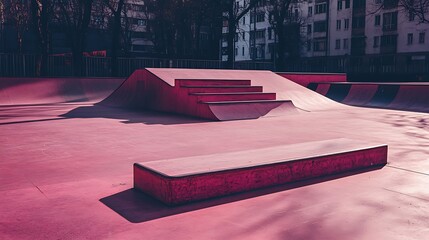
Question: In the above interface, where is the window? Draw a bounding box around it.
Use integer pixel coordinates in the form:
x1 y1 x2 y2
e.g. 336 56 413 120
409 11 415 21
407 33 413 45
268 28 272 40
223 19 228 27
307 24 312 34
307 40 312 51
315 3 327 14
92 16 103 25
242 32 245 40
314 21 327 32
343 38 349 49
344 19 349 30
308 6 313 16
375 15 381 26
335 39 341 49
251 12 265 23
337 0 343 11
256 12 265 22
336 20 341 30
313 38 326 51
381 35 398 47
352 16 365 29
243 17 246 25
235 33 238 42
383 12 398 31
250 30 265 41
242 47 245 56
136 19 147 26
345 0 350 8
235 47 238 56
373 36 380 47
419 32 425 44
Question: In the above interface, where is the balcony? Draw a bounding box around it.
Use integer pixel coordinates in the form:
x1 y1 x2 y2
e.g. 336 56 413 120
382 24 397 33
352 28 365 36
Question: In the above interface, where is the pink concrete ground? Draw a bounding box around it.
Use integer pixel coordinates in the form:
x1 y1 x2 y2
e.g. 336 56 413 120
1 76 429 239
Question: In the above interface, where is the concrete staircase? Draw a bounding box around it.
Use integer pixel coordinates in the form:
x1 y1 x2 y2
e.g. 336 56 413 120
174 78 294 120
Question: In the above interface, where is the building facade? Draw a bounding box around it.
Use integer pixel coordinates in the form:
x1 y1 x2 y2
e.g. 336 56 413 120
222 0 429 70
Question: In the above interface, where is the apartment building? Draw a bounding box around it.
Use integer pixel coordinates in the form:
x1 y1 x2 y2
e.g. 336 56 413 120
125 2 154 54
89 1 154 55
365 0 429 55
223 0 429 64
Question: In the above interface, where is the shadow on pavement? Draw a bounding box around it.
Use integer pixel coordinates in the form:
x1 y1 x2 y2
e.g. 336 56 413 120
61 105 207 125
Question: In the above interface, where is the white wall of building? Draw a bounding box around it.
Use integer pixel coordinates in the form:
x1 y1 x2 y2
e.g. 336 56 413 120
397 10 429 53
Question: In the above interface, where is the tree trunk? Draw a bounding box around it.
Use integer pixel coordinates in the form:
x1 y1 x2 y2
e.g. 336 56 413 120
110 0 124 77
72 42 83 76
276 24 286 71
226 4 235 69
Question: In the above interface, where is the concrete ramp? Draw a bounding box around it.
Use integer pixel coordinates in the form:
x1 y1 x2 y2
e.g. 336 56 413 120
101 68 342 120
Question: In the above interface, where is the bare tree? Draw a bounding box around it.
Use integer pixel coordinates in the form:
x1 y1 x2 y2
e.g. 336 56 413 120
267 0 302 71
222 0 262 68
5 0 31 53
54 0 95 76
0 1 5 52
31 0 54 76
400 0 429 23
144 0 221 59
102 0 125 76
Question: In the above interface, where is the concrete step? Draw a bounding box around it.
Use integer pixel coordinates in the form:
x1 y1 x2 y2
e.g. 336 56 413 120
176 79 251 87
190 92 276 102
134 138 388 205
181 85 263 94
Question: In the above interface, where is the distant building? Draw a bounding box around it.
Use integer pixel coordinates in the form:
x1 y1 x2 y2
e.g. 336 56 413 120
222 0 429 70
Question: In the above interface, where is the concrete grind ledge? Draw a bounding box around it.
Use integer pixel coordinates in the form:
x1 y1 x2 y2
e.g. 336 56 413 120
134 138 388 205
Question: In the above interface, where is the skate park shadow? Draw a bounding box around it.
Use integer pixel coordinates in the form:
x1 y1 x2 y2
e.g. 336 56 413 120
61 104 207 125
100 165 384 223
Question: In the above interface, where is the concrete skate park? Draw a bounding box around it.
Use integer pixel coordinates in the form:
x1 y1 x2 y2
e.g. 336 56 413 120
1 69 428 239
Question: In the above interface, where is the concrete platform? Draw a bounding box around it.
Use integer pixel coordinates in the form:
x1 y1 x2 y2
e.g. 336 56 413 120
134 138 387 205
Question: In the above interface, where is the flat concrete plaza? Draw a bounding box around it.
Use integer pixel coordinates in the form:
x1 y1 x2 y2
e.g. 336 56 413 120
1 73 429 239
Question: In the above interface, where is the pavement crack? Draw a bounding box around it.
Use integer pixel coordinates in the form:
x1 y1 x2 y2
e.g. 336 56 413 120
382 187 429 203
29 181 49 199
386 165 429 176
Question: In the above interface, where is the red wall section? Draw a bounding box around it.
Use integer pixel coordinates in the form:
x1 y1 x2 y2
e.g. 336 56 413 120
277 72 347 87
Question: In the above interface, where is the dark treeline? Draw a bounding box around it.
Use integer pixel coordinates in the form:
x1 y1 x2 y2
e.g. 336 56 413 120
1 0 229 76
0 0 303 76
